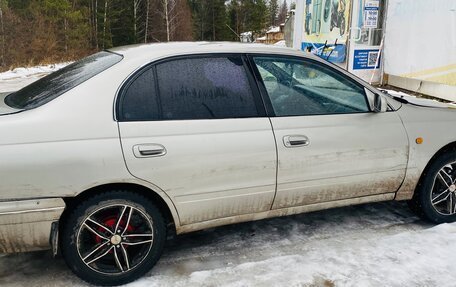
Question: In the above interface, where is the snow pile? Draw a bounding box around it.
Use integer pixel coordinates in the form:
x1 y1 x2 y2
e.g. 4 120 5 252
0 63 70 81
274 40 287 47
240 31 252 37
267 26 281 34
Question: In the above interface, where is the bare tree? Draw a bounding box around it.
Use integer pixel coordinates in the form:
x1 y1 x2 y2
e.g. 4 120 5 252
0 0 5 66
162 0 170 42
64 8 68 53
89 0 99 49
95 0 98 49
144 0 149 43
134 0 151 43
102 0 108 49
278 0 288 24
159 0 183 42
133 0 142 41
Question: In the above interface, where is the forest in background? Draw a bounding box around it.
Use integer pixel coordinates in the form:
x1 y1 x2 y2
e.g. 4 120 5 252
0 0 292 71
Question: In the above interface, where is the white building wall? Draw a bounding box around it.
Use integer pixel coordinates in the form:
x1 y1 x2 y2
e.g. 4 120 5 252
383 0 456 101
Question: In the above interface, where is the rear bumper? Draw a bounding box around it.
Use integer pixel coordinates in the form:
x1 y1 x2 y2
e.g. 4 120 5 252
0 198 65 253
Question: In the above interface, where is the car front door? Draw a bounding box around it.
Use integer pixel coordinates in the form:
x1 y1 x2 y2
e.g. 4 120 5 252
117 55 277 225
250 55 409 209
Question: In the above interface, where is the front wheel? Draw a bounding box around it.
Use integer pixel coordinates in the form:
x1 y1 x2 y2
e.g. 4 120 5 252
410 152 456 223
61 191 166 286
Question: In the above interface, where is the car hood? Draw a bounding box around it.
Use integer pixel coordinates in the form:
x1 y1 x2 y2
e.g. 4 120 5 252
0 92 22 115
381 89 456 109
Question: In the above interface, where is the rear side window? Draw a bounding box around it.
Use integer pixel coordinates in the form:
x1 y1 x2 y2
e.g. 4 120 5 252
5 51 122 110
156 57 258 120
121 67 159 121
119 56 260 121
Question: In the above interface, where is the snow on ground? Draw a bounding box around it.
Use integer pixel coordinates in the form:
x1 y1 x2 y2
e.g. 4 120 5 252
0 201 454 287
274 40 287 47
0 63 70 93
1 68 455 287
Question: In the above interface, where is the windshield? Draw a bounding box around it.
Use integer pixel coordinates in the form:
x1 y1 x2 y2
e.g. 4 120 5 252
5 51 123 110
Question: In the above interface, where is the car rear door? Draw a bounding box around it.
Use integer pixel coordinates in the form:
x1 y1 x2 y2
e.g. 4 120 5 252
117 55 277 225
249 55 409 209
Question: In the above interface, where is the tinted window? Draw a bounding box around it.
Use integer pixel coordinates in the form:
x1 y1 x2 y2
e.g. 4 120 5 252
156 56 258 120
121 67 159 121
5 51 122 110
253 57 369 116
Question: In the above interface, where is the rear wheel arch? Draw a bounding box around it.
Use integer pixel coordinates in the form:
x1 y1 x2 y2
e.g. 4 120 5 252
59 183 178 237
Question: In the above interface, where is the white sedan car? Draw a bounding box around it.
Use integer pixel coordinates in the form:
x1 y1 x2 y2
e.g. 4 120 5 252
0 43 455 285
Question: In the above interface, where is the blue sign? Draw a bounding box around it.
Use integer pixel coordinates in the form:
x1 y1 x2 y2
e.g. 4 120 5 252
353 49 381 70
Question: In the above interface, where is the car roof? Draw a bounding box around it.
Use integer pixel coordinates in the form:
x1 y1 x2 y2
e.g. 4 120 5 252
108 41 319 62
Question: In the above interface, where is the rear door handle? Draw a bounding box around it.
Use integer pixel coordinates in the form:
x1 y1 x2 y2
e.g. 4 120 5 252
133 144 167 158
283 135 310 148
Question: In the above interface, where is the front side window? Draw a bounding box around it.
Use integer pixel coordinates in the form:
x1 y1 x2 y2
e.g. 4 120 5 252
253 57 369 116
5 51 122 110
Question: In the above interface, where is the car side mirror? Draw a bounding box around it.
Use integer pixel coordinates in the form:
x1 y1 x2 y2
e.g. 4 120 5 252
365 88 387 113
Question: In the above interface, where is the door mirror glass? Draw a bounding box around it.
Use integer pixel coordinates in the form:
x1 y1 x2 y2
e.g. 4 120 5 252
365 88 387 113
374 93 388 113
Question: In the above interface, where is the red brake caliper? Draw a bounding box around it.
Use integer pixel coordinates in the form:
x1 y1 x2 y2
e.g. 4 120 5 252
95 216 134 245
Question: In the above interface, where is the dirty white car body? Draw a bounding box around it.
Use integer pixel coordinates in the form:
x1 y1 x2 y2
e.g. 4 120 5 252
0 42 455 285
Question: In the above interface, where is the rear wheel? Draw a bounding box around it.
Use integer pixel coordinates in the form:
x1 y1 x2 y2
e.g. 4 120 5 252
61 191 166 286
411 152 456 223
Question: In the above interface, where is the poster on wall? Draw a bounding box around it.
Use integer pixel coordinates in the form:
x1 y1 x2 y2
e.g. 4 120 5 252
364 0 379 28
353 49 381 70
301 0 351 63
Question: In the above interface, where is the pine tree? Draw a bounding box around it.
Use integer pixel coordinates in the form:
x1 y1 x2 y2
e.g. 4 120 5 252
277 0 288 24
268 0 279 27
190 0 229 41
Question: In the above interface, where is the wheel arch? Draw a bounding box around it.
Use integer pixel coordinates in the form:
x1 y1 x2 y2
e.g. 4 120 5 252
59 182 179 238
416 141 456 191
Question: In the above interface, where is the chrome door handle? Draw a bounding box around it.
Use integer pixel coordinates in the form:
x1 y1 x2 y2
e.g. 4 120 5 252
133 144 167 158
283 135 310 148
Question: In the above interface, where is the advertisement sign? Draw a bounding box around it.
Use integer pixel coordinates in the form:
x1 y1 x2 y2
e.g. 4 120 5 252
364 0 379 28
353 49 381 69
301 0 352 63
346 0 385 83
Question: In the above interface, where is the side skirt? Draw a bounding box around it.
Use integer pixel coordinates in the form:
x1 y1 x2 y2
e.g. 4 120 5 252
176 193 396 234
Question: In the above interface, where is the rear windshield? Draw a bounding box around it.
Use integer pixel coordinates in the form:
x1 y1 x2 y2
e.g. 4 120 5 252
5 51 123 110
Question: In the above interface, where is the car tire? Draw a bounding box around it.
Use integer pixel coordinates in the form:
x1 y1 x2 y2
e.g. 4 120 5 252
410 151 456 223
61 190 166 286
